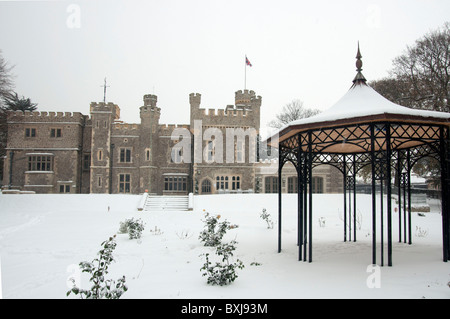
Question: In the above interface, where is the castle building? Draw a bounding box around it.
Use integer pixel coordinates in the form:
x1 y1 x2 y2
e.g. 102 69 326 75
2 89 342 195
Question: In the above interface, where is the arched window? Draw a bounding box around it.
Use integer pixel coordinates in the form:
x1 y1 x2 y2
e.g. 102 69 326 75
201 179 212 194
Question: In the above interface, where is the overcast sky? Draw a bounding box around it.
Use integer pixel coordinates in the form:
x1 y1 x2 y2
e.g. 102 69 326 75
1 0 449 137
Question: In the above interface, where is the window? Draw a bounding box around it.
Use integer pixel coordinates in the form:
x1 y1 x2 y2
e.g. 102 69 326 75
236 140 244 163
232 176 240 190
312 177 324 194
265 177 278 193
98 150 103 161
119 174 131 193
97 176 102 187
28 155 53 171
206 140 214 163
201 179 211 194
25 128 36 138
50 128 62 138
59 184 71 193
83 154 91 171
216 176 229 190
119 148 132 163
215 175 240 191
145 148 151 161
288 177 298 193
164 176 187 192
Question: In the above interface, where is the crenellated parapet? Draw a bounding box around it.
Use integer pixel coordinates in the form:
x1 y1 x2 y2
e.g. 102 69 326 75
198 107 252 118
143 94 158 107
235 89 262 108
159 123 190 135
113 123 140 131
90 102 120 120
189 90 261 129
189 93 201 107
7 110 85 123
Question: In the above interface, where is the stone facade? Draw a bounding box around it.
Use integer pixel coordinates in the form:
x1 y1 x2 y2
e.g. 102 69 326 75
256 161 343 194
2 89 342 195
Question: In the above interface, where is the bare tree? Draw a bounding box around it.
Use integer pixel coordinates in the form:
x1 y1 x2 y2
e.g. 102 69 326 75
0 50 15 108
268 99 321 129
0 51 15 184
366 22 450 185
383 22 450 112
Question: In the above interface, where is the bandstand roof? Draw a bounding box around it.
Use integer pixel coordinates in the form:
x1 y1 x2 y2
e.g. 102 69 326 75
273 46 450 154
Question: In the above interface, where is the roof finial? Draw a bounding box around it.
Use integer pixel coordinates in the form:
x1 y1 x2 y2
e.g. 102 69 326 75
352 41 367 86
356 41 363 71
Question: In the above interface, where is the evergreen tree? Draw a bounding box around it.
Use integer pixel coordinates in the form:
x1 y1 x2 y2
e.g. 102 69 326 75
2 92 37 112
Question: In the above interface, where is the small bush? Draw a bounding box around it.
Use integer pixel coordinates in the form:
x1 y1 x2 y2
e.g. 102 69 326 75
260 208 274 229
199 213 236 247
119 218 145 239
66 235 127 299
200 240 244 286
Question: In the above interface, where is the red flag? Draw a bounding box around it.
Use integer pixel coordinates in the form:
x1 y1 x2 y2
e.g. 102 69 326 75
246 56 252 67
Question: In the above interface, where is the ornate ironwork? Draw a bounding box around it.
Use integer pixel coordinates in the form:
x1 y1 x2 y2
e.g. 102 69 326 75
278 120 450 266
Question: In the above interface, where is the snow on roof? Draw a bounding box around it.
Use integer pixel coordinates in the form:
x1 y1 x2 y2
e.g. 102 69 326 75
284 83 450 130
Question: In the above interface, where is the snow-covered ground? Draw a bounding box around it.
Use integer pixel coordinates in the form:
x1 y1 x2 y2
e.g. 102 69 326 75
0 193 448 299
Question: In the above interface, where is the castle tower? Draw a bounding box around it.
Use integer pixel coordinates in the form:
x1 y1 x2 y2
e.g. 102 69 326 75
234 89 262 133
140 94 161 125
89 102 120 193
189 93 201 130
188 90 262 194
139 94 161 193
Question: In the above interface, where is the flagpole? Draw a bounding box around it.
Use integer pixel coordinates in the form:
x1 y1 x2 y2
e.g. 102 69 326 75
244 55 247 90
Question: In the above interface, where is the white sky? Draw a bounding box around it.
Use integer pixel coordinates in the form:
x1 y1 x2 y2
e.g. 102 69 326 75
1 0 449 138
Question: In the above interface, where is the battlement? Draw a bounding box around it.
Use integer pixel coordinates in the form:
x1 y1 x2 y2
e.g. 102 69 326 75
143 94 157 107
189 93 201 106
235 89 262 107
159 123 190 134
90 102 120 120
7 110 85 122
113 123 140 131
140 105 161 114
159 123 190 129
198 107 251 118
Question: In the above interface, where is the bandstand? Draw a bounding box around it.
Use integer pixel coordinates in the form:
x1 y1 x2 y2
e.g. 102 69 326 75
271 45 450 266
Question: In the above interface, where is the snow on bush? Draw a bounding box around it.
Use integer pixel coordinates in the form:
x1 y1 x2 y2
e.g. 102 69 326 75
198 211 244 285
119 217 145 240
198 212 237 247
260 208 274 229
66 235 127 299
200 240 245 286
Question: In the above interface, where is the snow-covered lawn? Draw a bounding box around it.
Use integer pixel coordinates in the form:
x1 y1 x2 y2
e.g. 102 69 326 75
0 193 448 299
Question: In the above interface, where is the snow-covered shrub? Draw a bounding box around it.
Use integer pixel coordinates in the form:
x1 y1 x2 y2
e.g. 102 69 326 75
119 218 145 239
66 235 127 299
199 212 235 247
318 217 326 228
200 240 244 286
260 208 274 229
